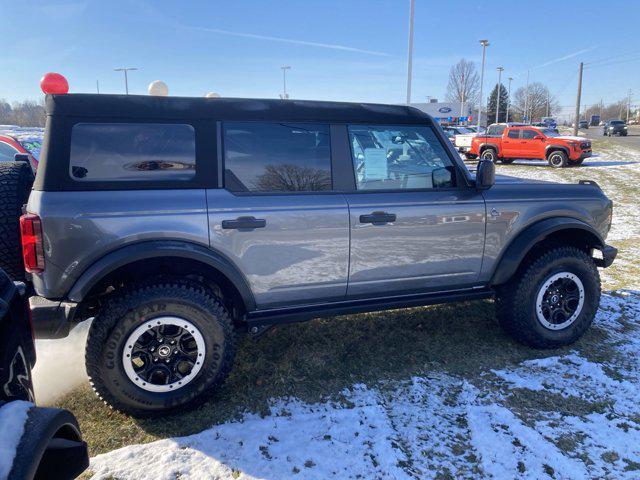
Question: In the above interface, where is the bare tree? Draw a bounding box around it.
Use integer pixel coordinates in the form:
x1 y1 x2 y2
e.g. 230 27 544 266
0 99 46 127
583 99 630 122
445 59 479 110
511 82 559 122
255 164 331 192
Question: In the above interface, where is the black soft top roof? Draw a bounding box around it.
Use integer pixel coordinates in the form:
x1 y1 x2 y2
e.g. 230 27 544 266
45 94 433 125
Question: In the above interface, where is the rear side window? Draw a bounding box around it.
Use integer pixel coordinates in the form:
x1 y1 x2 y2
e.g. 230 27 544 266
223 122 332 193
487 125 506 136
69 123 196 182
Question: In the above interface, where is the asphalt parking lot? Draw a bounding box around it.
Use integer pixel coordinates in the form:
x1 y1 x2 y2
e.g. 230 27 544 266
577 124 640 149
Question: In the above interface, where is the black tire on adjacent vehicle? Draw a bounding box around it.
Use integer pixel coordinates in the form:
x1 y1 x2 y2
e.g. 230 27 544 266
0 162 34 281
480 148 497 162
495 245 601 348
85 280 236 417
547 150 568 168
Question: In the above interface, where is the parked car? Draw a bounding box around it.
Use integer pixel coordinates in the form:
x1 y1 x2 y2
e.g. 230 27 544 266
0 267 89 479
603 119 628 136
27 93 616 417
470 124 592 167
444 126 477 155
578 120 589 129
0 126 44 171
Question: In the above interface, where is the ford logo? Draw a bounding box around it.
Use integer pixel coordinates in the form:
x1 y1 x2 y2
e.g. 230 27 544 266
438 107 452 113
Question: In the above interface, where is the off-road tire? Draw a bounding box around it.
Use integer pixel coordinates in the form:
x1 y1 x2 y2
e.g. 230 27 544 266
0 162 34 281
547 150 568 168
85 280 236 417
495 246 600 348
480 148 497 162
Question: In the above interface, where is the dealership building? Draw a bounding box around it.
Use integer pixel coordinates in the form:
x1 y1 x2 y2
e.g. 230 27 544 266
410 101 474 125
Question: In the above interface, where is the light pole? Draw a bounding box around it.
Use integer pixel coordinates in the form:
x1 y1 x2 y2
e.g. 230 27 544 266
506 77 513 122
280 65 291 99
406 0 415 105
114 67 138 95
477 40 489 130
524 69 530 123
495 66 504 123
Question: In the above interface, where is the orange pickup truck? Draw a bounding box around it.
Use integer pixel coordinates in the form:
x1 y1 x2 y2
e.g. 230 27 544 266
469 123 592 167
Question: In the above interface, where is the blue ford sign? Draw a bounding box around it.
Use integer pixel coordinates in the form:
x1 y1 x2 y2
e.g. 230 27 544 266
438 107 452 113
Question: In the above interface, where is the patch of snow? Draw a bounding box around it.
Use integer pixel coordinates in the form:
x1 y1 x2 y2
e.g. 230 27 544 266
0 401 32 480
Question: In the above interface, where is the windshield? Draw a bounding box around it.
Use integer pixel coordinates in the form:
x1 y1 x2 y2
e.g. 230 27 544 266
455 127 474 134
611 121 625 125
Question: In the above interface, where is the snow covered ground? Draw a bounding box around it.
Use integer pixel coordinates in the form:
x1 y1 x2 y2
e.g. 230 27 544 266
80 146 640 478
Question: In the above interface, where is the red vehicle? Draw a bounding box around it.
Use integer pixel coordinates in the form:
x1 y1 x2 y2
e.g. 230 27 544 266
469 124 592 168
0 126 44 171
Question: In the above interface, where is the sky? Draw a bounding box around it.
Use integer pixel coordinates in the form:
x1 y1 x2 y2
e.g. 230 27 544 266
1 0 638 115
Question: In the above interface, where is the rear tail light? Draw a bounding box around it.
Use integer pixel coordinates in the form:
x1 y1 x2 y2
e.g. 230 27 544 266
20 213 45 273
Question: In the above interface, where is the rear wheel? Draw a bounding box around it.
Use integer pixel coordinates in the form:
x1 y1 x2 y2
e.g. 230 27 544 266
548 150 568 168
495 245 600 348
85 280 236 417
0 162 34 281
480 148 497 162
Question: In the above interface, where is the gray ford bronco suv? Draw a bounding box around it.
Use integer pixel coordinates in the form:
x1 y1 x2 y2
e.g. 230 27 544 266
24 94 616 416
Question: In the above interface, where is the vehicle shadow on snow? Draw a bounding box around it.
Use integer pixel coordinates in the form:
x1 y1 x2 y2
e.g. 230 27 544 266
129 298 613 442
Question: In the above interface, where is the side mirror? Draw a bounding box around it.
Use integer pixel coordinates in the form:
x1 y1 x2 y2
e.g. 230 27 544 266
476 160 495 190
534 135 544 140
14 153 30 163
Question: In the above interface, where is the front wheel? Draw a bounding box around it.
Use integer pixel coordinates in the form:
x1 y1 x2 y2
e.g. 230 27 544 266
495 245 600 348
85 281 236 417
548 150 568 168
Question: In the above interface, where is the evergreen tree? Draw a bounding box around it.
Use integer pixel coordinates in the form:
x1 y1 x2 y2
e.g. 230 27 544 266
486 83 509 123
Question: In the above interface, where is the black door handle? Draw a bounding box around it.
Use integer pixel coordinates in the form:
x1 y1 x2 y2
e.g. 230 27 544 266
359 211 397 224
222 216 267 230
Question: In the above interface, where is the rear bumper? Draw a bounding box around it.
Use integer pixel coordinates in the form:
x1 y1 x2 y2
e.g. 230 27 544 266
594 245 618 268
29 296 78 339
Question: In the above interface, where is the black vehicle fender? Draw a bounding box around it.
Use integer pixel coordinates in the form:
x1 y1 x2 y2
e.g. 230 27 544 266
545 144 570 158
479 142 500 156
490 217 604 285
66 240 256 311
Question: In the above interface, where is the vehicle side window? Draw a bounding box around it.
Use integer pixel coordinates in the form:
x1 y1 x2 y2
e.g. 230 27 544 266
521 129 539 139
347 125 456 191
487 125 506 136
0 141 18 161
507 130 520 139
223 122 331 193
69 123 196 182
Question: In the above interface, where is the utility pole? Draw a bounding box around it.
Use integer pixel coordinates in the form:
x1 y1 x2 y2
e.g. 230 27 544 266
546 90 550 117
477 39 489 130
114 67 139 94
460 72 466 125
495 66 504 123
573 62 584 136
280 65 291 99
524 70 530 123
405 0 415 105
627 89 632 123
506 77 513 122
96 80 100 94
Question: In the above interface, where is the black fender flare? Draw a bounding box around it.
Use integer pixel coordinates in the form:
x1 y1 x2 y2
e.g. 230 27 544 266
479 143 500 156
66 240 256 311
490 217 604 285
545 144 570 158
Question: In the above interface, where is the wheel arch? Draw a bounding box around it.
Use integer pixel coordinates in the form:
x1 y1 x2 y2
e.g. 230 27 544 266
490 217 604 286
67 240 256 314
545 144 569 158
